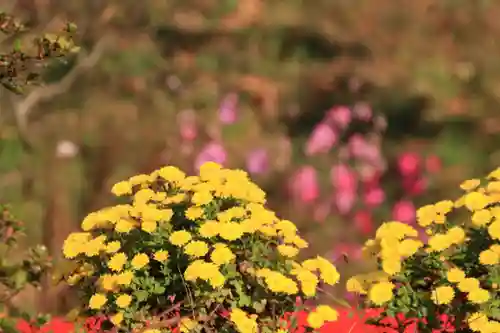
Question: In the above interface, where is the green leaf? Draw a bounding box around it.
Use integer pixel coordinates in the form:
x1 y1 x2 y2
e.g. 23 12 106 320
225 264 238 278
133 290 149 302
12 270 28 289
237 293 251 307
386 308 396 318
252 300 267 313
260 326 273 333
152 285 165 295
0 318 18 333
220 288 232 296
13 39 21 51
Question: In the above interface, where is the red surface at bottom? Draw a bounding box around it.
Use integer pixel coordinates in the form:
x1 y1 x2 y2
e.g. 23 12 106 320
14 308 457 333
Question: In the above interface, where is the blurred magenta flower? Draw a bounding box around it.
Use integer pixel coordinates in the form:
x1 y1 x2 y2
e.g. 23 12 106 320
357 163 380 182
195 142 227 171
333 190 356 215
330 164 357 191
330 164 358 214
177 109 198 141
352 102 373 121
392 200 416 224
304 123 337 156
219 93 238 124
289 166 319 203
326 106 352 129
402 177 427 196
425 154 442 174
397 152 421 177
246 148 269 175
348 135 382 165
348 134 369 158
353 210 374 235
362 170 382 189
363 186 385 207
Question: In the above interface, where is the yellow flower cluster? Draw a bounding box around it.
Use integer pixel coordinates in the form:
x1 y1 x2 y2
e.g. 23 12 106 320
306 305 339 329
362 221 423 278
184 259 225 288
230 309 259 333
256 268 299 294
251 255 340 297
350 167 500 333
430 285 455 305
468 312 500 333
442 267 490 305
61 162 341 332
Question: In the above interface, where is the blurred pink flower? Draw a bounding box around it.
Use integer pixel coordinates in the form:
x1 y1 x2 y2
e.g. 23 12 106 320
353 102 373 121
177 109 197 141
397 152 421 177
313 202 331 223
219 93 238 124
402 177 427 196
425 154 442 174
363 143 382 164
333 190 356 215
363 171 382 188
305 123 337 156
392 200 416 224
330 164 357 191
348 135 382 164
353 210 373 235
195 142 227 171
246 148 269 174
363 186 385 207
290 166 319 203
357 163 380 182
326 106 352 129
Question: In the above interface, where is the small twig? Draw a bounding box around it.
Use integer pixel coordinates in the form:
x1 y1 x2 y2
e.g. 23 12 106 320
317 286 353 309
134 301 184 333
10 35 110 150
177 264 196 316
159 300 183 316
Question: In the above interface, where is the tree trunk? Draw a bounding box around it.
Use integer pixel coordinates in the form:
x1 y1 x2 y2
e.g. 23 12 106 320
39 148 75 314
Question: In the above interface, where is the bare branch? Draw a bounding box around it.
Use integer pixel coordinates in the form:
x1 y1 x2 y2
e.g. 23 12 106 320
11 35 110 150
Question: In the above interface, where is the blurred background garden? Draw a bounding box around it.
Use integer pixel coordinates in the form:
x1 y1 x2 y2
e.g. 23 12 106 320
1 0 500 318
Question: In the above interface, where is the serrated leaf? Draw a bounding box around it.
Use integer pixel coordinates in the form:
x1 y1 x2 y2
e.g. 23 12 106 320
152 285 165 295
237 293 251 307
134 290 149 302
252 300 266 313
